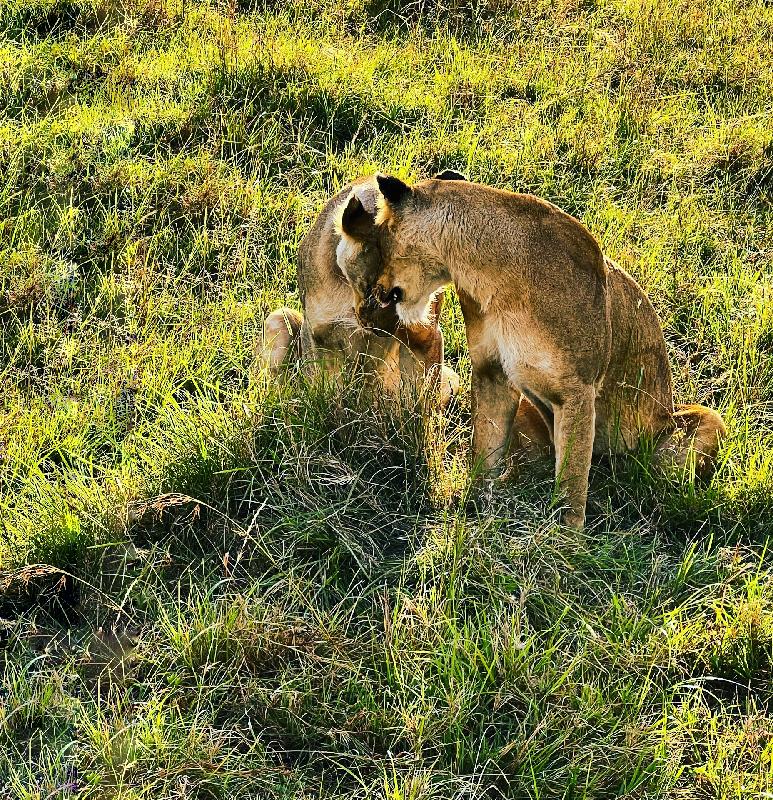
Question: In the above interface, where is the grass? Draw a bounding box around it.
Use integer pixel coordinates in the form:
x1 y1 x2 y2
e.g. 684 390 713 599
0 0 771 796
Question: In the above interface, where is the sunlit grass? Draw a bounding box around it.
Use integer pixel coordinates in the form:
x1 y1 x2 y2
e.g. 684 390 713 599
0 0 771 797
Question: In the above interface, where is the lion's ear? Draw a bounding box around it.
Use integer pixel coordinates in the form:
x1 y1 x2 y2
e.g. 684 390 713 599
339 193 375 240
434 169 467 181
376 174 411 207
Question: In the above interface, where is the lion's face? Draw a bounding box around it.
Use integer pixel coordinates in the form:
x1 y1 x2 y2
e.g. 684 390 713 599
337 176 449 328
335 232 401 334
370 234 446 327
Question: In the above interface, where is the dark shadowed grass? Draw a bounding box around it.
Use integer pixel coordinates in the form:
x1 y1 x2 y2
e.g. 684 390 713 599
1 0 772 797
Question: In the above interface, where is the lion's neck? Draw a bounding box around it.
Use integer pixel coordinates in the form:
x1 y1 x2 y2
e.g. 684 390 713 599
423 199 499 312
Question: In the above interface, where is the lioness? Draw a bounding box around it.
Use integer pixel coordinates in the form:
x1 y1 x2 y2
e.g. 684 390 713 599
336 174 727 528
261 173 460 404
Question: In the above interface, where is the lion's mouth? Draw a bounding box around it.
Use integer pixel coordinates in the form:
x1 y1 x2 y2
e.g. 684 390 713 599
375 285 404 308
354 295 399 337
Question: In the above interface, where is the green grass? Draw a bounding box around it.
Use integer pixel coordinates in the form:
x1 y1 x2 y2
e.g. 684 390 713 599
0 0 772 796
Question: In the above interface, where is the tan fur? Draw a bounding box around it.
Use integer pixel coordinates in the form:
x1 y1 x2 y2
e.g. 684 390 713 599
260 308 303 372
338 175 727 528
260 175 458 406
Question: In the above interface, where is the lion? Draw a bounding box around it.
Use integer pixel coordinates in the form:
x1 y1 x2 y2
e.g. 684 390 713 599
335 174 727 529
260 173 461 406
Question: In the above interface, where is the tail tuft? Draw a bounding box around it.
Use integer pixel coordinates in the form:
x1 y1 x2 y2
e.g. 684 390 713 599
655 403 727 479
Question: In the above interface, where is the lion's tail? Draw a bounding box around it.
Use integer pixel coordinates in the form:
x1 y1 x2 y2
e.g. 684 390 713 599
655 403 727 479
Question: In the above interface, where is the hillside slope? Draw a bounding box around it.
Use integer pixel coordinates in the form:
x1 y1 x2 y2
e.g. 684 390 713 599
1 0 772 797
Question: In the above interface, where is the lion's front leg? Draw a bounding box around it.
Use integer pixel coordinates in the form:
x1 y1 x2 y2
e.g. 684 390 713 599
511 396 553 462
470 360 520 476
365 336 402 396
552 384 597 529
398 326 452 408
302 321 358 381
396 290 458 408
459 290 518 474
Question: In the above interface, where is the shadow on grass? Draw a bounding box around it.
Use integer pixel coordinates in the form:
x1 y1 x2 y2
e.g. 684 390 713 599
0 0 177 41
4 363 771 618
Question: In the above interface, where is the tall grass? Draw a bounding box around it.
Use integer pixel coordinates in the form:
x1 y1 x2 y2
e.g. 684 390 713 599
0 0 771 796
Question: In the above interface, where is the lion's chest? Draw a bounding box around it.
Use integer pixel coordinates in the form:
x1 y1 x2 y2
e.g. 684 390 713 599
476 314 558 390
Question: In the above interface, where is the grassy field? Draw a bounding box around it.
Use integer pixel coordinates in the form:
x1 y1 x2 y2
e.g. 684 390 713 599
0 0 772 796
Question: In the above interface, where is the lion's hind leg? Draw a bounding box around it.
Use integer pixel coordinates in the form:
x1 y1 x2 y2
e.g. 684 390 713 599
260 307 303 373
654 403 727 479
512 396 553 461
